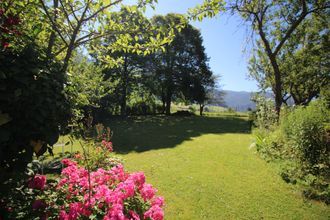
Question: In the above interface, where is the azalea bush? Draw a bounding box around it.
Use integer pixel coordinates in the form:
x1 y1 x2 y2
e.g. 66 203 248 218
0 3 21 49
40 159 164 220
1 129 165 219
1 159 164 220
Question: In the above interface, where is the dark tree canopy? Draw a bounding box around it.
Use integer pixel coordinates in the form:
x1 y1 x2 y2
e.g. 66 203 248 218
150 14 215 115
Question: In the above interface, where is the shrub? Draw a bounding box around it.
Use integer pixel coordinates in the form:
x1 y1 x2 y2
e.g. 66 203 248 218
126 102 163 116
226 107 236 114
1 159 164 220
281 100 329 172
280 100 329 202
251 128 285 161
172 110 195 117
204 106 210 112
252 99 330 203
0 45 71 175
253 95 277 129
188 105 197 113
45 160 164 220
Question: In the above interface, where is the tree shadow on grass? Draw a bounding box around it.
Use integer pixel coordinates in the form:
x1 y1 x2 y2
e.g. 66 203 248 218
105 115 251 154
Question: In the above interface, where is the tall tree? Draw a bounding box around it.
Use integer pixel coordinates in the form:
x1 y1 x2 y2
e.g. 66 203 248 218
249 11 330 105
189 73 216 116
190 0 330 116
151 14 213 115
99 7 160 116
181 36 215 116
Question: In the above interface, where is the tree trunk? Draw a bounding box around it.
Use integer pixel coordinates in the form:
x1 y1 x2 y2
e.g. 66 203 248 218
161 96 166 114
269 57 283 118
120 55 128 117
62 34 77 73
46 0 58 60
199 104 204 116
257 18 283 119
120 86 127 116
165 89 172 115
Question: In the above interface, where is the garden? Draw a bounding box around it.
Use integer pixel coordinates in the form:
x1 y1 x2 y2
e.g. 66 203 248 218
1 0 329 219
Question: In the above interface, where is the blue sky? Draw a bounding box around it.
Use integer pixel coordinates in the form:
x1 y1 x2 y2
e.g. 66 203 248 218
142 0 259 92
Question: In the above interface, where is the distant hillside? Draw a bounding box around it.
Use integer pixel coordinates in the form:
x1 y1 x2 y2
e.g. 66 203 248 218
211 90 273 112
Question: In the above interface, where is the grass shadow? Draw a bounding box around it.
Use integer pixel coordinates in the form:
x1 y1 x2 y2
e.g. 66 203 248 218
104 115 251 154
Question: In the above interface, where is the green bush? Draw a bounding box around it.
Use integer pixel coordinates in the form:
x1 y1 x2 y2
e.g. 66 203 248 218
251 128 285 161
281 100 329 172
281 100 329 203
252 99 330 203
0 45 71 175
252 94 278 129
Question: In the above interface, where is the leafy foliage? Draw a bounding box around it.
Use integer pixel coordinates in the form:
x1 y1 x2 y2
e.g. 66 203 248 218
0 45 70 174
149 14 214 115
249 12 330 105
252 99 330 203
281 101 329 172
251 93 277 129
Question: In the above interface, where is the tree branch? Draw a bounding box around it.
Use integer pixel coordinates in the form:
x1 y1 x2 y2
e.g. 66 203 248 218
59 0 75 30
67 1 81 22
82 0 123 22
39 0 68 47
273 0 308 56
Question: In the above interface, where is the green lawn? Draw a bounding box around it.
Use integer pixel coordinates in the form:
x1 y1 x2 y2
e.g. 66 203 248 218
54 115 329 219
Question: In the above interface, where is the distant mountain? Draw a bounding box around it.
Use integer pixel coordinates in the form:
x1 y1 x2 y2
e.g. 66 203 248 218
211 90 273 112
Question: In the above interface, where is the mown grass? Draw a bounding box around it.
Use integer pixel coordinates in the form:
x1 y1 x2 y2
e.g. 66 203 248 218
53 115 329 219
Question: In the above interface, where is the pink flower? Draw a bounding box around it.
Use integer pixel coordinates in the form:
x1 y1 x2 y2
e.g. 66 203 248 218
101 140 113 152
144 205 164 220
151 197 164 207
59 210 69 220
28 174 46 190
32 199 47 210
129 210 140 220
140 184 156 201
48 161 165 220
94 185 111 201
62 158 77 167
128 172 145 189
68 202 84 219
110 164 127 181
57 178 68 188
105 203 125 220
116 180 135 199
2 42 9 49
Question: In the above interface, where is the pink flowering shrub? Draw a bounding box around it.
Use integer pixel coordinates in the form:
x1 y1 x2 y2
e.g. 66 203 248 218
1 123 164 220
102 140 113 152
28 174 47 190
32 159 164 220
